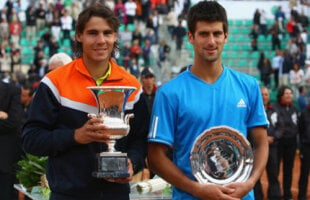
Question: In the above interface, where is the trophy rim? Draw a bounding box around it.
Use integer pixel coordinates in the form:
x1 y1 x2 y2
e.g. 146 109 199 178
87 86 137 91
190 126 254 185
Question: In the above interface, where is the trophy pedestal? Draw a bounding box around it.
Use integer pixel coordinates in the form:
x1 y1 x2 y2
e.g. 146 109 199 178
92 152 129 178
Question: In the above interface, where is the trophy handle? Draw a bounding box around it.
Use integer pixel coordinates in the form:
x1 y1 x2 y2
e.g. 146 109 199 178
125 113 134 125
124 113 134 134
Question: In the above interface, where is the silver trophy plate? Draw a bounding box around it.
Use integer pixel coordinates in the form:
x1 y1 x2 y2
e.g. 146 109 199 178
190 126 253 185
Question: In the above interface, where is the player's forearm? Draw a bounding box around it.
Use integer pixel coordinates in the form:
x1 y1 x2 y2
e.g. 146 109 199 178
248 128 269 185
147 143 199 196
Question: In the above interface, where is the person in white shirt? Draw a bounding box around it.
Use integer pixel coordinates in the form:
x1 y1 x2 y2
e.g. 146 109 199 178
289 62 305 97
272 50 284 89
124 0 136 25
60 9 73 40
303 60 310 85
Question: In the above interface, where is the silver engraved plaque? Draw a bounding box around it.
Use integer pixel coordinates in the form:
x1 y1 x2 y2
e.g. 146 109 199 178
190 126 253 185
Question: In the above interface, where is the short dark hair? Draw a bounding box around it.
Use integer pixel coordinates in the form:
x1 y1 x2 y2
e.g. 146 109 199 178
187 1 228 35
74 3 120 58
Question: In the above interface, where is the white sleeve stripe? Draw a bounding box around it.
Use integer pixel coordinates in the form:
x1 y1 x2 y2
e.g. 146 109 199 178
41 77 61 103
148 116 158 138
61 96 97 114
41 76 98 114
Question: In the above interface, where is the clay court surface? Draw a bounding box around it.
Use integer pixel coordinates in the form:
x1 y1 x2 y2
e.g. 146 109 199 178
261 151 310 200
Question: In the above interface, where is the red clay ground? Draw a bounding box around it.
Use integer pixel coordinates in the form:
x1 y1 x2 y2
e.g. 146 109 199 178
261 151 310 200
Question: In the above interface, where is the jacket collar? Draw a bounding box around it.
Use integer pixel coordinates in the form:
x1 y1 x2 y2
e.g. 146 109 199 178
76 58 123 82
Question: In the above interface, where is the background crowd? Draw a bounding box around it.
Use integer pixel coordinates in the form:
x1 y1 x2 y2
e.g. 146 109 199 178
0 0 309 199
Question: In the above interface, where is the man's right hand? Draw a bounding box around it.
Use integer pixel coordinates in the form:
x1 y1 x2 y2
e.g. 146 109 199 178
0 111 8 119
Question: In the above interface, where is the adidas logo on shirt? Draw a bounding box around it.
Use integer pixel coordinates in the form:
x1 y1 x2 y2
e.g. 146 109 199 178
237 99 246 107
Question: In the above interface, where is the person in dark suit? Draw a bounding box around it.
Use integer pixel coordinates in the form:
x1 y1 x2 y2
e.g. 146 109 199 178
0 80 23 200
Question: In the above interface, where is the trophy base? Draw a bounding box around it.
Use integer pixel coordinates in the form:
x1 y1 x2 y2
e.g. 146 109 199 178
93 152 130 178
92 171 130 178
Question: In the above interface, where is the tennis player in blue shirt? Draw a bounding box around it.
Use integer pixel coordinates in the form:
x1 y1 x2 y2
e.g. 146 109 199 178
147 1 269 200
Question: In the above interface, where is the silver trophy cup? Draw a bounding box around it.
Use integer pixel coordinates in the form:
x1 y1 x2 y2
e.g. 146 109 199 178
87 86 136 178
190 126 254 185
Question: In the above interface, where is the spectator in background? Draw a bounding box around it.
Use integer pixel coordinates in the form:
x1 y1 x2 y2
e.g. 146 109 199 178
10 45 21 73
299 10 309 30
144 28 155 45
274 85 299 200
270 20 282 50
60 9 73 41
50 11 62 41
45 2 55 27
121 42 132 71
37 58 48 78
20 83 34 124
0 18 9 44
129 57 140 78
131 39 142 68
165 7 178 38
272 50 283 89
0 80 23 200
296 46 306 69
119 25 133 45
48 52 72 72
261 58 273 88
303 60 310 85
35 2 46 31
25 6 36 41
124 0 137 25
54 0 64 14
4 0 13 23
140 67 157 115
249 24 259 51
136 67 158 181
114 0 126 24
172 20 186 51
69 2 81 28
158 39 171 68
280 50 293 87
295 33 305 50
140 0 151 23
48 37 60 58
142 39 152 67
132 26 143 46
289 62 304 97
286 15 299 39
260 86 282 200
9 16 22 48
152 9 162 44
297 85 308 112
146 12 155 34
298 102 310 200
274 6 286 32
259 9 268 37
253 8 260 26
33 50 44 73
286 38 298 58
